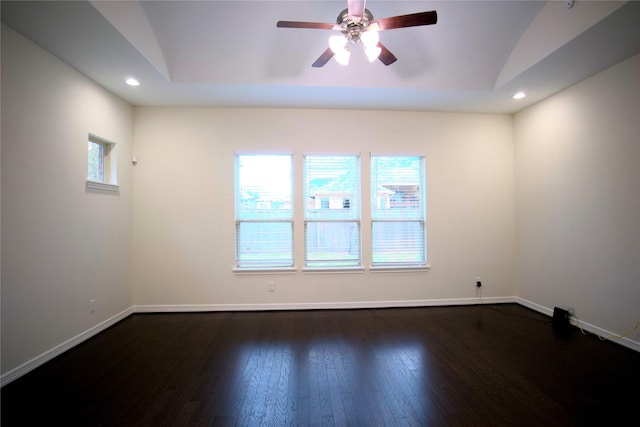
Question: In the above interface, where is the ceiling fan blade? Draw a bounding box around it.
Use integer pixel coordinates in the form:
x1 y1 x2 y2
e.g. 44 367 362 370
377 42 397 66
277 21 339 30
348 0 366 19
373 10 438 31
312 48 335 68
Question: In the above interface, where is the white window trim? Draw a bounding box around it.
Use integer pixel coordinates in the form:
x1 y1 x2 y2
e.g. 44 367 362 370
369 264 431 272
302 266 365 274
233 267 298 274
86 179 120 192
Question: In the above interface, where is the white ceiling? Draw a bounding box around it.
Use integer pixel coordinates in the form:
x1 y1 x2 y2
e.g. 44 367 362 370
2 1 639 113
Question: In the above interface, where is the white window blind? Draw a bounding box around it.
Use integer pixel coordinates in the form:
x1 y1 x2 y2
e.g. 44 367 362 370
304 155 361 268
235 154 293 268
370 155 426 266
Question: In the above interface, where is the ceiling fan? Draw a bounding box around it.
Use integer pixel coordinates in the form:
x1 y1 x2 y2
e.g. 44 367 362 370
276 0 437 67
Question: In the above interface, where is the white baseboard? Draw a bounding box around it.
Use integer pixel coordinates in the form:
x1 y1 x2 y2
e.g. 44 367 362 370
133 296 517 313
515 297 555 316
516 297 640 352
0 306 134 387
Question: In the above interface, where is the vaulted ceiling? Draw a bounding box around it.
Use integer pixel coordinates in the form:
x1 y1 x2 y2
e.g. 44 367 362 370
2 1 639 113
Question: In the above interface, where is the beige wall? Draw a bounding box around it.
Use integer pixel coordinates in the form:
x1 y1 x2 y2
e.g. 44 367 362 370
131 107 515 307
514 53 640 342
1 25 134 374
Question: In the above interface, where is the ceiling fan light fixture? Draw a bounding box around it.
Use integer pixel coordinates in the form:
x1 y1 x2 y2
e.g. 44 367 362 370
277 2 438 68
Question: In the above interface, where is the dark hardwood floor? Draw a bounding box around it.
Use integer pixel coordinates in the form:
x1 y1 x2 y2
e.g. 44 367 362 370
2 304 638 426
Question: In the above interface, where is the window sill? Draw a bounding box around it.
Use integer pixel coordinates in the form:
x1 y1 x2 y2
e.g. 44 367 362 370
233 267 298 275
86 180 119 193
369 264 431 272
303 266 365 274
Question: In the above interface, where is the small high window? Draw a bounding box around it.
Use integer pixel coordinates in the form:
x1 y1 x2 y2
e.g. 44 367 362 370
86 133 118 192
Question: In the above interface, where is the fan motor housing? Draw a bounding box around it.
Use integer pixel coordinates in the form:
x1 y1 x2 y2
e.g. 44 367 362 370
337 8 373 25
337 8 374 43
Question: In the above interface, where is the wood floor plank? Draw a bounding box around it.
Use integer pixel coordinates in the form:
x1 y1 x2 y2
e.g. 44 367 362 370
2 304 639 426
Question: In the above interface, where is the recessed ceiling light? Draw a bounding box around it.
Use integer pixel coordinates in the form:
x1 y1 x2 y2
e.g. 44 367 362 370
126 77 140 87
513 91 526 100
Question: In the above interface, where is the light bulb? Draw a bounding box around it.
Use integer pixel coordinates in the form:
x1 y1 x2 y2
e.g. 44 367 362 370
334 50 350 66
329 35 348 54
361 30 379 49
365 46 382 62
329 34 350 66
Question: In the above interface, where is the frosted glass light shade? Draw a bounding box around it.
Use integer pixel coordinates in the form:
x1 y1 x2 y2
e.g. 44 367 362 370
334 50 350 66
329 35 350 66
361 30 379 49
329 35 348 54
365 46 382 62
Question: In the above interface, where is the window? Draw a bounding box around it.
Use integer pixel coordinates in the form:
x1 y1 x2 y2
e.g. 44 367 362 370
86 133 118 191
370 155 426 267
304 155 361 268
88 139 105 182
235 154 293 269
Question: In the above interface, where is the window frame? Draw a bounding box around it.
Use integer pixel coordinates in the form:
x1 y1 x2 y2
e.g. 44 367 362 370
234 153 296 272
86 133 118 192
369 154 428 270
303 154 362 271
232 152 429 274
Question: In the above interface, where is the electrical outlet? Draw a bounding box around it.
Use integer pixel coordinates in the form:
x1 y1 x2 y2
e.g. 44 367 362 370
89 299 96 313
475 277 482 288
267 281 275 292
